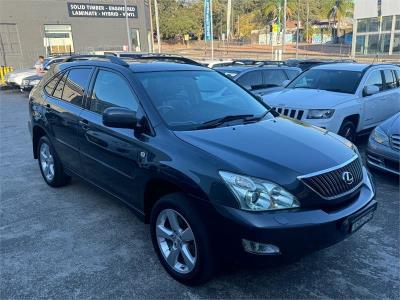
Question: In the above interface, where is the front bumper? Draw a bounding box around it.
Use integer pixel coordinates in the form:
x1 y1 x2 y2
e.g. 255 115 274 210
210 167 376 261
367 138 399 175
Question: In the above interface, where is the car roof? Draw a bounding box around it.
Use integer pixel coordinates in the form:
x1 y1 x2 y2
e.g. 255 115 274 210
215 65 300 74
312 63 370 71
128 61 210 72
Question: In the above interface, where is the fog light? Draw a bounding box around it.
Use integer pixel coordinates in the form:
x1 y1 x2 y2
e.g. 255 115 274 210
242 239 281 255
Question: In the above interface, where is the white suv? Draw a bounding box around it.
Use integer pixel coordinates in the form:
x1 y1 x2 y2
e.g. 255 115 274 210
262 63 400 141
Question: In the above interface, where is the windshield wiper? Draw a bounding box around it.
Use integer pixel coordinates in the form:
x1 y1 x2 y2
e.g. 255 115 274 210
244 107 276 123
196 114 254 129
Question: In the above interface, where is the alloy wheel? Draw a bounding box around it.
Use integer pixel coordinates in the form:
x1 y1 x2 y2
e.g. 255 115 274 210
156 209 197 274
39 142 55 181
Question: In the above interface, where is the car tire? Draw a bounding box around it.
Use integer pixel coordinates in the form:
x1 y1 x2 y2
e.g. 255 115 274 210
339 120 357 142
37 136 70 187
150 193 215 285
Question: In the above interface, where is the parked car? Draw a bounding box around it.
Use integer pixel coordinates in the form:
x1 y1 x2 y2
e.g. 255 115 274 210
199 60 233 68
262 63 400 141
4 56 66 88
20 74 42 91
285 59 356 71
29 55 377 284
232 58 263 65
367 112 400 175
103 51 150 58
215 65 301 96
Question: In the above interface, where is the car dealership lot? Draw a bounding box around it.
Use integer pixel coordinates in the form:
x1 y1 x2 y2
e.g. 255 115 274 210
1 89 399 299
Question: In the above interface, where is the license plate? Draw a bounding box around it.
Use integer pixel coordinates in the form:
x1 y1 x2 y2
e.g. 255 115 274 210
350 208 375 233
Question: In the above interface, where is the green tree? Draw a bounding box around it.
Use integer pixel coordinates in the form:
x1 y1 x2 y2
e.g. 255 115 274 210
323 0 353 41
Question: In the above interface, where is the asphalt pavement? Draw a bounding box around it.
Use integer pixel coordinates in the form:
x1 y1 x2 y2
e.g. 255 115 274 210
1 89 399 299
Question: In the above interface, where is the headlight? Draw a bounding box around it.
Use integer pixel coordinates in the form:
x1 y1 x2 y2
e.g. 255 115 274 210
30 79 40 86
371 127 389 146
219 171 300 211
307 109 335 119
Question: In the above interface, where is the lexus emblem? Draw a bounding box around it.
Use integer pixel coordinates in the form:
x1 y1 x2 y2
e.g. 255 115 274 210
342 171 354 185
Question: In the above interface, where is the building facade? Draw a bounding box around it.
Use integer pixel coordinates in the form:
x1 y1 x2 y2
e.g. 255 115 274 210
352 0 400 57
0 0 153 68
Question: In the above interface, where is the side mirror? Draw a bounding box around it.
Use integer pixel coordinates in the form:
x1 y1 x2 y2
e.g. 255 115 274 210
282 79 290 87
363 85 380 96
102 107 137 129
44 65 50 71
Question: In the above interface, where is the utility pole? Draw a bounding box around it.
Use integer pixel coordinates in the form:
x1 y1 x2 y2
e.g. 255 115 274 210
306 0 309 43
282 0 287 58
124 0 132 51
154 0 161 53
149 0 155 52
227 0 232 43
210 0 214 60
296 0 300 58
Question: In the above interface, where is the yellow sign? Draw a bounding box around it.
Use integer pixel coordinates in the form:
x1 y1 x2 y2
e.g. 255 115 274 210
272 24 279 33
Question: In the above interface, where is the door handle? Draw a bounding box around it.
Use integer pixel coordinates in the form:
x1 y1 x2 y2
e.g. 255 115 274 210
79 119 89 130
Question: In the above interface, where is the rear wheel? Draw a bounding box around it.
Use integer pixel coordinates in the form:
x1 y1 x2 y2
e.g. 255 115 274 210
37 136 70 187
338 120 357 142
150 193 215 285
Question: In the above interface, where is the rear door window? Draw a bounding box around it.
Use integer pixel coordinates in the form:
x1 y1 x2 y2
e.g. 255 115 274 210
285 69 300 80
44 73 63 95
237 71 262 87
382 69 397 90
262 70 287 86
53 72 68 99
61 68 92 106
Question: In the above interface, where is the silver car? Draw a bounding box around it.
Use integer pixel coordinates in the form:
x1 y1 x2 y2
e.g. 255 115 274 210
367 112 400 175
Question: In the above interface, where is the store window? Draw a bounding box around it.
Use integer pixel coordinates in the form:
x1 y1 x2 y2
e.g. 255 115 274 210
380 33 391 54
395 15 400 30
357 19 367 33
393 33 400 55
382 16 392 32
367 34 379 54
355 35 366 54
367 18 379 32
44 25 74 55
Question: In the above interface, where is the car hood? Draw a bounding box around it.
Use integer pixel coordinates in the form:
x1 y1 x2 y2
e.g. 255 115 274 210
7 68 35 77
262 88 356 109
174 117 356 186
379 112 400 136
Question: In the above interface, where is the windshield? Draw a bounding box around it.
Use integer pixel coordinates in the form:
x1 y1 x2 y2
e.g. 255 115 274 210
136 70 271 130
286 69 362 94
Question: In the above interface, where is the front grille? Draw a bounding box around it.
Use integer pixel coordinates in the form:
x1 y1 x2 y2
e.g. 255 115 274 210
298 156 363 200
390 134 400 151
273 107 304 120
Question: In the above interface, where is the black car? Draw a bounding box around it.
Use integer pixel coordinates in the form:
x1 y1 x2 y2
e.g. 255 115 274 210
215 65 301 96
29 55 377 285
20 74 42 91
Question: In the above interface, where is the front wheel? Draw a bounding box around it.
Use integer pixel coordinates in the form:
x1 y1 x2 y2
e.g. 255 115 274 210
37 136 70 187
150 193 215 285
338 120 357 142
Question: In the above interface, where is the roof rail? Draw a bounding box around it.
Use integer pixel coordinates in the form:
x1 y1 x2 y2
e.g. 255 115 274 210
133 55 202 66
63 55 129 67
361 63 398 74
